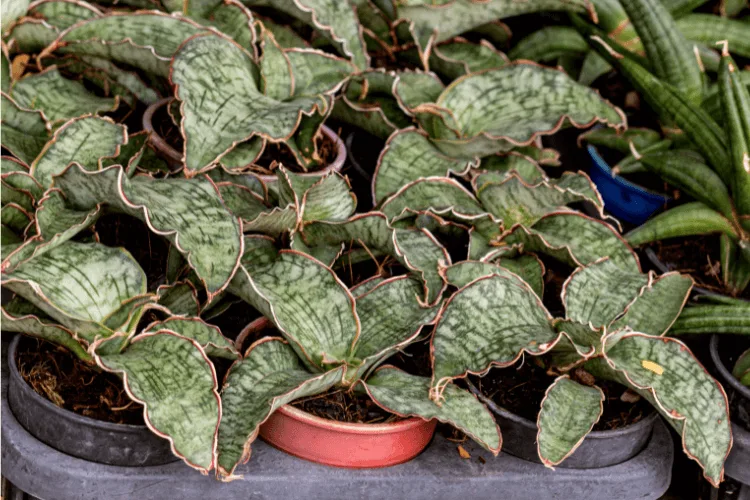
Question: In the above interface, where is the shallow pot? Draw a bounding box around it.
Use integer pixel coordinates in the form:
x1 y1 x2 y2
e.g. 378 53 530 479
142 97 347 183
7 335 177 466
259 404 437 468
587 145 669 225
490 402 657 469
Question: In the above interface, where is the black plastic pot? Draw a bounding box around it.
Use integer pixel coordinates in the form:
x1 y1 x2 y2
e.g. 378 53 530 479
482 394 658 469
7 335 177 466
710 335 750 493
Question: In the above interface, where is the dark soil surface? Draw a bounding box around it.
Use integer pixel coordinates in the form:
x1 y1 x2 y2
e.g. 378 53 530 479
646 234 750 297
95 213 169 291
16 337 144 425
292 387 402 424
475 358 651 431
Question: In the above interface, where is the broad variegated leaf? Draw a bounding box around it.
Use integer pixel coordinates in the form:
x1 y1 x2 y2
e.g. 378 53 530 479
10 67 118 123
54 165 243 296
1 302 92 361
30 115 126 187
298 172 356 222
537 375 603 467
228 250 358 369
442 260 543 297
171 33 325 173
0 93 50 165
145 317 239 359
395 0 593 67
217 338 345 478
200 0 256 53
562 258 649 328
431 274 560 397
47 12 207 77
429 40 509 80
27 0 102 29
156 281 200 317
246 0 368 70
602 332 731 487
95 332 221 473
362 366 501 453
348 276 437 379
286 48 355 98
393 71 445 113
373 128 476 203
1 241 147 343
380 176 487 223
609 272 693 335
302 213 450 305
504 212 640 272
1 0 30 31
492 255 545 298
427 64 625 157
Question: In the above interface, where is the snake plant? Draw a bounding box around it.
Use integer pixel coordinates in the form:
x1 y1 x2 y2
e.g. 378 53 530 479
430 257 732 487
218 248 500 480
571 2 750 296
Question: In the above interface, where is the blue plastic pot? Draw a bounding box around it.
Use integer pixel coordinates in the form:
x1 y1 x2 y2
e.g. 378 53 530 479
587 145 669 225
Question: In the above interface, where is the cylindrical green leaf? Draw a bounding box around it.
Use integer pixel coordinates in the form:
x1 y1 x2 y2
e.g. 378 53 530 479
626 202 738 246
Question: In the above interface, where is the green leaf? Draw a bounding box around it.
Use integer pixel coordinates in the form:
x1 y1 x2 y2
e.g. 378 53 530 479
395 0 593 67
172 33 327 174
5 18 58 53
718 47 750 216
381 176 487 223
476 152 547 183
1 304 92 362
579 127 662 153
1 241 147 343
349 276 437 378
733 349 750 382
156 281 200 317
246 0 369 70
509 26 588 62
48 12 206 77
429 40 509 80
373 128 476 203
393 71 445 113
217 338 345 478
609 272 693 336
626 202 739 246
677 15 750 58
0 94 51 166
1 203 31 232
505 212 640 271
30 115 126 188
442 260 543 297
563 258 649 328
476 172 604 228
619 0 704 104
54 164 243 297
200 0 256 53
297 171 356 222
1 46 10 94
28 0 102 30
286 48 356 98
95 332 221 473
302 213 450 305
145 317 239 359
362 366 501 453
603 332 731 487
639 150 734 218
229 250 358 369
431 274 561 396
537 376 603 467
428 64 625 157
492 255 545 298
669 303 750 335
2 0 30 31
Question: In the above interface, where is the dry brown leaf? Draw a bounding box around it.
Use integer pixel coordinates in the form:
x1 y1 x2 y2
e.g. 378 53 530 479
457 445 471 459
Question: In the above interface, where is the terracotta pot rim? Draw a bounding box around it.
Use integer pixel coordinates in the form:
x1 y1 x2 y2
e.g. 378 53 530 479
274 404 431 434
141 97 347 180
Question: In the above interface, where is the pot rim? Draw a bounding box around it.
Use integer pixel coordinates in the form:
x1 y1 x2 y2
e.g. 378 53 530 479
8 334 150 432
273 404 433 435
489 393 659 440
710 334 750 402
587 144 670 202
142 97 347 180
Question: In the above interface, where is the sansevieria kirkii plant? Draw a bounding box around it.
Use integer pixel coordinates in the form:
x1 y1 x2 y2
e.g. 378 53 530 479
217 248 501 480
429 257 732 486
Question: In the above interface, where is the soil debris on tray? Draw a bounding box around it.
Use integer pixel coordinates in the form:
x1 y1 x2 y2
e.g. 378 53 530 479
16 337 144 425
475 358 651 431
291 387 402 424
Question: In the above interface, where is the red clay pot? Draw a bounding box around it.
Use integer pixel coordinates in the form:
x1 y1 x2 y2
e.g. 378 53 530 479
259 404 437 468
